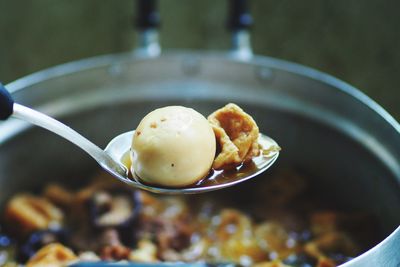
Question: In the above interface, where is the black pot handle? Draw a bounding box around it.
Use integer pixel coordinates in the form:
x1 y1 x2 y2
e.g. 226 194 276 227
134 0 161 57
228 0 253 31
0 83 14 120
136 0 160 30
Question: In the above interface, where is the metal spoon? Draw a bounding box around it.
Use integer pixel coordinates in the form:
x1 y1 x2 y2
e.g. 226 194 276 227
0 84 279 194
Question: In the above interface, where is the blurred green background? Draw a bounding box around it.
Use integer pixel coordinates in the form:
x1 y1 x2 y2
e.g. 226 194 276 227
1 0 399 118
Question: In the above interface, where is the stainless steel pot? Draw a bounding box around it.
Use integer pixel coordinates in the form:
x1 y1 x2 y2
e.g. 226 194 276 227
1 1 399 266
1 50 399 266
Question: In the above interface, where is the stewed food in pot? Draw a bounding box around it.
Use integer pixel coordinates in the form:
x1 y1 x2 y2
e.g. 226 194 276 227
0 169 378 266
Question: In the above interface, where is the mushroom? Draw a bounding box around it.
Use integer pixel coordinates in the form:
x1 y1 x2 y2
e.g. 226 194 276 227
88 189 142 246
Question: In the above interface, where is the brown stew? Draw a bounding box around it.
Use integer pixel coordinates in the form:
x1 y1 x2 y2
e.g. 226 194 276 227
0 169 379 266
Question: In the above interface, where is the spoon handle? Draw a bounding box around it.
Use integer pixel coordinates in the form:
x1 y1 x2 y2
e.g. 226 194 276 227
0 83 14 120
0 83 126 176
12 103 106 162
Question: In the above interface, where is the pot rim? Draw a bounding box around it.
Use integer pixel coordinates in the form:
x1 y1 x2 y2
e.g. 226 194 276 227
6 50 400 138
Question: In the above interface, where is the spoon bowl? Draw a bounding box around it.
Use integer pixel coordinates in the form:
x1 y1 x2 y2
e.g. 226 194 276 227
104 131 280 194
0 83 279 194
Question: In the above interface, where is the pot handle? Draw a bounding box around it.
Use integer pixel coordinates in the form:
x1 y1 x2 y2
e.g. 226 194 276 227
134 0 161 57
136 0 160 30
0 83 14 120
228 0 253 60
228 0 253 31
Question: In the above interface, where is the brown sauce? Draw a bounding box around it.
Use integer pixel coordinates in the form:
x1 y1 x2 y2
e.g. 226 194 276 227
121 150 263 189
194 158 259 188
